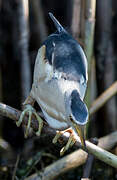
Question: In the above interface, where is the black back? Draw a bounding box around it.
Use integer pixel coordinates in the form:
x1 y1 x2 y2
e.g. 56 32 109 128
41 13 87 82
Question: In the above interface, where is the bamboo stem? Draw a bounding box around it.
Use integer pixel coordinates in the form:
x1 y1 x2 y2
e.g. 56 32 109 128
41 149 87 180
71 0 81 38
18 0 31 100
84 0 96 108
30 0 48 44
86 140 117 168
25 132 117 180
90 81 117 115
84 0 96 62
0 102 117 168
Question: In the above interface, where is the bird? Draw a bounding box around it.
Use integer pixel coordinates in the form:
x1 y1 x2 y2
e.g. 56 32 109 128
16 12 88 155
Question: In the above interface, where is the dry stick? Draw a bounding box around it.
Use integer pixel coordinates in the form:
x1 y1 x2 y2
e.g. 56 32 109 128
30 0 48 44
98 131 117 150
0 102 117 169
95 0 116 131
0 138 11 150
26 149 88 180
25 131 117 180
0 66 3 136
18 0 31 100
84 0 96 108
0 81 117 180
0 0 2 10
71 0 81 39
84 0 96 65
90 81 117 115
82 138 98 178
12 154 20 180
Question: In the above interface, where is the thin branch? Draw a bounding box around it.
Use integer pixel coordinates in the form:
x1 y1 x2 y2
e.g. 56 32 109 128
42 150 87 180
23 152 43 179
90 81 117 115
0 138 11 150
82 138 98 178
25 149 87 180
12 154 20 180
86 139 117 168
25 132 117 180
0 103 117 169
98 131 117 150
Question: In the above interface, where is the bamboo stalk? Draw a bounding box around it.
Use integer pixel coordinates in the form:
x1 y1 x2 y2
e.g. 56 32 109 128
25 131 117 180
98 131 117 150
84 0 96 108
90 81 117 115
95 0 116 133
71 0 81 38
30 0 48 44
18 0 31 101
84 0 96 62
41 149 87 180
82 138 98 178
0 66 3 136
0 103 117 168
86 140 117 168
0 0 2 10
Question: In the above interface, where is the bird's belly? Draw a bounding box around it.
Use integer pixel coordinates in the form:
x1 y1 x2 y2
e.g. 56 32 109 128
31 79 67 126
42 109 69 130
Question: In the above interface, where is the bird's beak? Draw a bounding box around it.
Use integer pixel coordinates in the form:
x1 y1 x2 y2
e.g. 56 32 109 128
73 123 86 150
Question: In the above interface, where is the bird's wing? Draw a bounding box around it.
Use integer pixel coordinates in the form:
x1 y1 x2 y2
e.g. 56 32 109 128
43 33 87 81
33 45 54 84
42 33 88 98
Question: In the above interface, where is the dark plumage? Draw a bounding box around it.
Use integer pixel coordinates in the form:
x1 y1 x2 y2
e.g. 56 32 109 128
43 34 87 82
70 90 88 124
40 12 88 126
17 13 89 153
42 13 88 83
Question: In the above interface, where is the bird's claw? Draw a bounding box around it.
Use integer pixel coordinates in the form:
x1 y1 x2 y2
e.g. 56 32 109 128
52 131 61 144
52 128 76 156
60 135 76 156
16 104 43 138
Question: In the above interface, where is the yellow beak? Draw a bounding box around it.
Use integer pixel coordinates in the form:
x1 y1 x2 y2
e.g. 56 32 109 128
73 123 86 150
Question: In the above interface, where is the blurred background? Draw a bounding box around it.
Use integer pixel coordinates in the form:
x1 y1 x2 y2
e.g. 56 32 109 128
0 0 117 179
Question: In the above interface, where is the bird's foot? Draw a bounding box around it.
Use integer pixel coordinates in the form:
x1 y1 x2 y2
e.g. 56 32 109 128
52 128 76 156
16 104 43 138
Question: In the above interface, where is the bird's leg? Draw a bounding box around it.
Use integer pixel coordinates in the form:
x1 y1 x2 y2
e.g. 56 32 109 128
16 94 43 138
52 131 62 144
52 128 76 156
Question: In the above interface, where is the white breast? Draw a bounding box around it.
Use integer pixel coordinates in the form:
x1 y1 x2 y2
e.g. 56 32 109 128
31 78 67 123
31 45 87 129
42 109 69 130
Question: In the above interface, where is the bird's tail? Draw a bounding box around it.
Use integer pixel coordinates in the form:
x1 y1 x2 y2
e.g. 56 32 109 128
49 12 66 33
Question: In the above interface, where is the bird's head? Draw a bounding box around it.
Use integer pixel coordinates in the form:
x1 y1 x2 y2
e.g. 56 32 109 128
64 89 88 149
